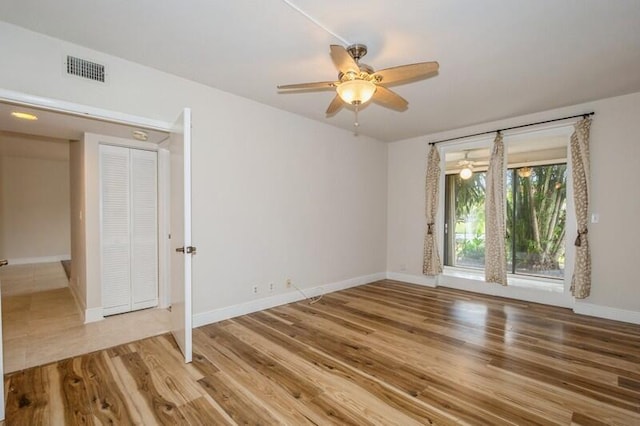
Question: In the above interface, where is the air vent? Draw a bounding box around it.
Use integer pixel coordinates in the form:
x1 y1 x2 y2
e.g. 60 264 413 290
66 55 106 82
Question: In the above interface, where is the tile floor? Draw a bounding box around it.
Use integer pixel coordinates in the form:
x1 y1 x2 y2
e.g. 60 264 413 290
1 262 171 373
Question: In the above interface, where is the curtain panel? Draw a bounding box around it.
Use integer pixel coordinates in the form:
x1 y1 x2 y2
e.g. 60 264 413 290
423 145 443 275
485 132 508 285
570 118 592 299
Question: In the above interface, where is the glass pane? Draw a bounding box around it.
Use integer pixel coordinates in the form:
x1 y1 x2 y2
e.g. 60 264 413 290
506 170 514 273
512 164 567 278
452 172 486 269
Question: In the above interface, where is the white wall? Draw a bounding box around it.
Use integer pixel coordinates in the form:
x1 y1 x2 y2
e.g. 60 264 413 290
0 22 388 318
69 139 86 311
0 22 636 326
387 91 640 321
0 134 70 263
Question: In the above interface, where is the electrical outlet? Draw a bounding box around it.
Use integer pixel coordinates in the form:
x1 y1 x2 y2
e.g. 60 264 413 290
269 282 275 292
286 278 292 288
252 285 258 294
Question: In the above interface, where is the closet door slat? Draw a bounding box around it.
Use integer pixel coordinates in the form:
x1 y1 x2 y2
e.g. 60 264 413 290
130 149 158 309
100 145 132 315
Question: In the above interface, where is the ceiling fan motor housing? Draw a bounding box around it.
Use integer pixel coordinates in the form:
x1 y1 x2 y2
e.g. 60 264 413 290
338 44 375 80
346 44 368 62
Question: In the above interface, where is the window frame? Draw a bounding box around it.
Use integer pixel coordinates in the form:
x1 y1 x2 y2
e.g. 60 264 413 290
435 124 577 295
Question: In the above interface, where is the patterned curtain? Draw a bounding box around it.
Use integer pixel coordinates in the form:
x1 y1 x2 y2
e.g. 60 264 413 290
423 145 443 275
485 132 507 285
570 118 592 299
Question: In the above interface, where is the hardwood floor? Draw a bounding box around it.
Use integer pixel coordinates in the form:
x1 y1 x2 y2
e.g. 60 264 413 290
4 280 640 424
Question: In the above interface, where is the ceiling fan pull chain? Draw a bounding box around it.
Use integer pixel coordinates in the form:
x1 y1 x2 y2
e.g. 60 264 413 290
354 104 360 135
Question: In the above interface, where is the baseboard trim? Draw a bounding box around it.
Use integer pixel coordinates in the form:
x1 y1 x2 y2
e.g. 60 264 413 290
573 302 640 325
385 272 639 325
7 255 71 265
84 307 104 324
189 271 640 328
386 272 437 287
193 272 386 328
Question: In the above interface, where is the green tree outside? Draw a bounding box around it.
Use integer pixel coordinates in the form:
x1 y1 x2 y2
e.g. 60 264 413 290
449 164 566 277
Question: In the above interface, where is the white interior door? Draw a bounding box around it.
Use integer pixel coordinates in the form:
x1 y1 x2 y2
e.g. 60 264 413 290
169 108 193 363
100 145 132 315
130 149 159 310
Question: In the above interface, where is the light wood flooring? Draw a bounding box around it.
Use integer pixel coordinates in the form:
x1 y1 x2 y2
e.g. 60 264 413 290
4 280 640 424
1 262 171 372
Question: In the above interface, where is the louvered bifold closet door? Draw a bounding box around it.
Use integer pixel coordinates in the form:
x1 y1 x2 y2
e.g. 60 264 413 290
100 145 132 316
130 149 158 310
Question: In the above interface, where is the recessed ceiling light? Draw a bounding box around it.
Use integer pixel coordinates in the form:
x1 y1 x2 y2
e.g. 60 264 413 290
132 130 148 141
11 111 38 121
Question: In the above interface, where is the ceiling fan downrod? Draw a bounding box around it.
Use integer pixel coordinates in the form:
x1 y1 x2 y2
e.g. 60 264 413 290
346 44 368 63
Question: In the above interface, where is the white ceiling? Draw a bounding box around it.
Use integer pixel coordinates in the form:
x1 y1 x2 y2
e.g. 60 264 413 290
0 103 169 144
1 1 639 142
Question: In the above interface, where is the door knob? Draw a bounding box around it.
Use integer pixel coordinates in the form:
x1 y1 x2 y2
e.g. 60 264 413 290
0 259 8 267
175 246 196 254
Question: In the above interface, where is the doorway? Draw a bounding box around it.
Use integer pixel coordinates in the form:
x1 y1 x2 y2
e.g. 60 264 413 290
0 92 195 423
0 101 171 373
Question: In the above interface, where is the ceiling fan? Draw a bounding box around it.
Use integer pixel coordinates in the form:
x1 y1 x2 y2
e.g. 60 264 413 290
456 151 489 179
277 44 439 126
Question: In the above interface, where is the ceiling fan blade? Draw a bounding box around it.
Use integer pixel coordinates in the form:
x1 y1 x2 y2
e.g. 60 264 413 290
330 45 359 75
372 86 408 111
374 61 439 85
277 81 337 90
326 94 344 116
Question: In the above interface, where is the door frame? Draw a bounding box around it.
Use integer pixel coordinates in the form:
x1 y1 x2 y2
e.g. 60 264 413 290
0 89 175 315
0 89 171 131
0 275 4 421
0 89 179 420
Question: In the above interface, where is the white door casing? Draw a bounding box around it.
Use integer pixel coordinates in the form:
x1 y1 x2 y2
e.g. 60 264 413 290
0 260 5 421
169 108 193 363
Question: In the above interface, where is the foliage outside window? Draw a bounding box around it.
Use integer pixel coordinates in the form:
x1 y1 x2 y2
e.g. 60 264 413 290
444 164 567 279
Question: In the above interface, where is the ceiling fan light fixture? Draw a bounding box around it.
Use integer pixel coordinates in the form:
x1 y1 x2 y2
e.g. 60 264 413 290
518 166 533 178
460 166 473 180
336 79 376 105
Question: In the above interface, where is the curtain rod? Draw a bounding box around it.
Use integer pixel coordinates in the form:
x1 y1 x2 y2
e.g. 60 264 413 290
428 112 595 146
